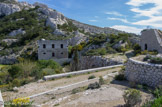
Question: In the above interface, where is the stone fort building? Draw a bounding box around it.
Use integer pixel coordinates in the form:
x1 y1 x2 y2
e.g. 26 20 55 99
140 29 162 53
38 39 69 61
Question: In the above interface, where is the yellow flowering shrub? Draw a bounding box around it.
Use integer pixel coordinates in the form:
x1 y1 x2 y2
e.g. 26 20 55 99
12 97 30 105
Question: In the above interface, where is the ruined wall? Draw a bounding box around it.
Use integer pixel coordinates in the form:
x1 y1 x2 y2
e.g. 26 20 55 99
141 29 162 53
38 40 68 60
71 56 122 70
125 58 162 87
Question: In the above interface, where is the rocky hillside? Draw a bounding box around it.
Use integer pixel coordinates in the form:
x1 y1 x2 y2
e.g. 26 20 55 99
71 19 124 34
0 0 140 63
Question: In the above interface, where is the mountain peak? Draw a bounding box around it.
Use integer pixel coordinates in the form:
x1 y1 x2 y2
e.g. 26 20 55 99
0 0 17 3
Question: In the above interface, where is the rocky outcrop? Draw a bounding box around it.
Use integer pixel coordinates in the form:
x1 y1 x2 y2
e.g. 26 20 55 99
2 39 18 45
0 55 17 64
113 40 128 49
34 2 67 30
53 29 66 36
9 29 26 36
0 2 21 16
71 20 124 34
68 31 87 46
0 1 34 16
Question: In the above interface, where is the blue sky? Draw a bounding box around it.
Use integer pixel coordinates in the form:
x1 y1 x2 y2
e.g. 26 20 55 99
18 0 162 34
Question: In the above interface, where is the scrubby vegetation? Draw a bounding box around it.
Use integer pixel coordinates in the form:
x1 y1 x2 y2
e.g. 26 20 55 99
87 82 100 89
123 89 142 107
115 66 126 81
85 48 107 56
0 60 62 91
88 75 96 80
143 55 162 64
142 86 162 107
5 97 33 107
58 21 78 32
83 33 132 56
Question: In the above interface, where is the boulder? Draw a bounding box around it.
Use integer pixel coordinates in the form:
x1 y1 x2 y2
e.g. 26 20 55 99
9 29 26 36
53 29 66 36
13 87 18 92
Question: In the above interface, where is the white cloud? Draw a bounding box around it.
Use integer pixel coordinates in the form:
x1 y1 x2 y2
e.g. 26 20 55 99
105 11 123 17
89 20 97 22
107 17 130 23
133 16 162 28
126 0 162 28
111 25 143 34
94 16 99 18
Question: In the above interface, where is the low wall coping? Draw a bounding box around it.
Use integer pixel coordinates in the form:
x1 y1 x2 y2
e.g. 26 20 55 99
129 58 162 67
44 64 123 81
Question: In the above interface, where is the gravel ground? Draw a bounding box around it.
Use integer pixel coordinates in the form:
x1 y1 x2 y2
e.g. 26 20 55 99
2 67 121 101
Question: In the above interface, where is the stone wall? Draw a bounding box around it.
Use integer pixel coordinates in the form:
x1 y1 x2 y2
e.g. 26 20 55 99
125 58 162 87
140 29 162 53
71 56 123 70
0 56 17 64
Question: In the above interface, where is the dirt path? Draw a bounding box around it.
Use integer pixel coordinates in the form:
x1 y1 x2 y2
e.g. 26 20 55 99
2 67 121 101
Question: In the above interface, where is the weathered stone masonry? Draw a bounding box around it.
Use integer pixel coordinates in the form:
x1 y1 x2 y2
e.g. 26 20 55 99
125 58 162 87
38 39 68 60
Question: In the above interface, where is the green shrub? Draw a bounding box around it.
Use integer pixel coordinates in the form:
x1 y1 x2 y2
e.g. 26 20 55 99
144 56 162 64
142 96 162 107
67 75 72 78
87 82 100 90
12 79 21 87
85 48 107 56
123 89 142 107
72 86 87 94
88 75 96 80
133 44 141 55
152 85 162 98
37 60 62 70
141 50 158 55
99 76 105 85
8 65 22 78
115 74 126 81
42 68 56 76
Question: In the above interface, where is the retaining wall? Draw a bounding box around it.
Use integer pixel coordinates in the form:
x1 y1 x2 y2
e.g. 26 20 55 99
125 58 162 87
44 64 123 80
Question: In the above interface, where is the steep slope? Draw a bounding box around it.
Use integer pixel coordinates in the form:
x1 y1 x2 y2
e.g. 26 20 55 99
0 1 139 64
70 19 124 34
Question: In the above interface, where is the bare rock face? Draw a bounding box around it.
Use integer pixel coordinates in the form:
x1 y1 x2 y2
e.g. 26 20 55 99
34 2 67 30
113 40 128 49
0 2 21 16
9 29 26 36
53 29 66 36
69 31 87 46
19 1 35 10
